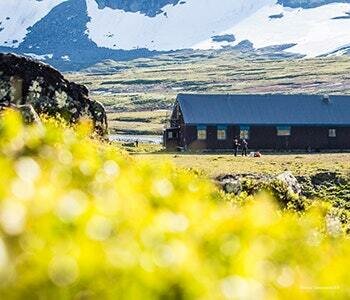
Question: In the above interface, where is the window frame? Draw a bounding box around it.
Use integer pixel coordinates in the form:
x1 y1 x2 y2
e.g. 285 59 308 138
240 125 250 140
197 125 207 140
277 126 291 137
328 128 337 138
217 125 227 140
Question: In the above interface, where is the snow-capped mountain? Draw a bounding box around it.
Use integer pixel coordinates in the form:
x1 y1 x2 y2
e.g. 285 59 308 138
1 0 350 70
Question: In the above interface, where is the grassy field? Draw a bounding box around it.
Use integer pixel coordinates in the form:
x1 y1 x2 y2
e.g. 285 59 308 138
135 152 350 177
66 50 350 134
108 110 168 134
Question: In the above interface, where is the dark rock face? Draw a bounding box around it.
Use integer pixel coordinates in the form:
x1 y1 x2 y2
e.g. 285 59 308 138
232 40 254 53
332 12 350 19
0 53 108 134
278 0 350 9
211 34 236 43
95 0 181 17
269 13 284 19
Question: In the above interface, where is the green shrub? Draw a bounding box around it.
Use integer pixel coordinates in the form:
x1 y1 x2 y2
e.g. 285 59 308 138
0 112 349 299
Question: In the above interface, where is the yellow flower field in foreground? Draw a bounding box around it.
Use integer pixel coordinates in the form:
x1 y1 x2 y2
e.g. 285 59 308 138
0 112 349 299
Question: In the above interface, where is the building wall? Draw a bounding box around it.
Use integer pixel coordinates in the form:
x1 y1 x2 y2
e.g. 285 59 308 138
178 125 350 151
183 125 238 150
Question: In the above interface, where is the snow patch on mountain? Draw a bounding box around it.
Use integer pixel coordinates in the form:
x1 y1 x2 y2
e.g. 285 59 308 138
0 0 350 70
23 53 54 60
194 3 350 57
0 0 66 47
86 0 275 51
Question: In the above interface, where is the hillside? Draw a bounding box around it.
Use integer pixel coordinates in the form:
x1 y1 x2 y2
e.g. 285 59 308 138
67 52 350 135
1 0 350 70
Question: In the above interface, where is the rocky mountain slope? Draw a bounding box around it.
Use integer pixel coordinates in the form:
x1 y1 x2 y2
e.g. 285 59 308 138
95 0 181 16
0 0 350 70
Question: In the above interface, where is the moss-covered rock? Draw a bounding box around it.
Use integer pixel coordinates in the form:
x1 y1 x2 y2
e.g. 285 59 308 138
0 53 108 134
217 171 350 214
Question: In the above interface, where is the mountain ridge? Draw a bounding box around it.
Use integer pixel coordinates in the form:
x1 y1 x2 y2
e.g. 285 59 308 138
0 0 349 71
95 0 181 16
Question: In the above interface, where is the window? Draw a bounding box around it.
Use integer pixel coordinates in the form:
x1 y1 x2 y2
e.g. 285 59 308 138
217 126 227 140
168 131 173 139
329 129 336 138
277 126 291 136
240 126 250 140
197 126 207 140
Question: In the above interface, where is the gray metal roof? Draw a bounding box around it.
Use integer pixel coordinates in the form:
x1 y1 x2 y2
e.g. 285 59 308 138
177 93 350 125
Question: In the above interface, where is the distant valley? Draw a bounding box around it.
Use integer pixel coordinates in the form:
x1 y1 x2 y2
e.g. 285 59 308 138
67 51 350 135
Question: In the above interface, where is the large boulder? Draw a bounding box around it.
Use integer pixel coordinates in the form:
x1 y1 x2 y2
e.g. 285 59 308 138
216 172 305 209
275 171 302 196
0 53 107 134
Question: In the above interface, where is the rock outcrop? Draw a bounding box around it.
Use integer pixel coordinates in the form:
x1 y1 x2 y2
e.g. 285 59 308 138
216 171 350 211
95 0 181 17
0 53 107 134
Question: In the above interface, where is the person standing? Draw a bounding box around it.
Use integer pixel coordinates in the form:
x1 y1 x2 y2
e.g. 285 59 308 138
233 138 240 157
241 139 248 156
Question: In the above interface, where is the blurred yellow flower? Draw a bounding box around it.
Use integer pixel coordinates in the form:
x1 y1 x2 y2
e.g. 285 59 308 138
0 111 348 299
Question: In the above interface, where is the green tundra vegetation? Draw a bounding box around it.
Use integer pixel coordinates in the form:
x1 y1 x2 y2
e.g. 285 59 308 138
135 153 350 177
0 111 350 299
67 51 350 135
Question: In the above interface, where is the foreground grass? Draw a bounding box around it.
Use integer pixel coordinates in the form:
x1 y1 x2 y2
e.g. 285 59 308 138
135 153 350 177
112 141 163 153
0 112 350 299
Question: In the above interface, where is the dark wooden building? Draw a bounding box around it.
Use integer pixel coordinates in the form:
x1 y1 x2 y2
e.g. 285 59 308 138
164 93 350 151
